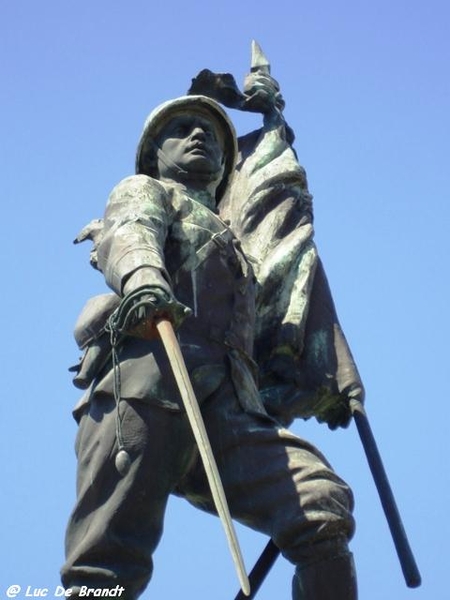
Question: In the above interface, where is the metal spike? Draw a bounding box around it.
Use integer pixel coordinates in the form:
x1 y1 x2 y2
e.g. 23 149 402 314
251 40 271 74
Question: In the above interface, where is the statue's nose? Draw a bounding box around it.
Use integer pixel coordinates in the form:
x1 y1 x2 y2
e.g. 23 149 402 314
190 126 207 140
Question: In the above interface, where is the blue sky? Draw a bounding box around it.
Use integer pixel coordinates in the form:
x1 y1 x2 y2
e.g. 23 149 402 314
1 1 449 598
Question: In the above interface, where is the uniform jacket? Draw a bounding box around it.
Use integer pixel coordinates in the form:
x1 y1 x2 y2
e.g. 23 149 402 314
74 174 266 416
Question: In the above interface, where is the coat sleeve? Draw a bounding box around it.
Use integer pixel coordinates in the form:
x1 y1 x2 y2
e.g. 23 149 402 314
97 174 173 297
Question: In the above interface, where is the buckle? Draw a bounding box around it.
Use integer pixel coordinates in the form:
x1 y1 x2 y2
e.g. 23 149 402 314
211 229 229 249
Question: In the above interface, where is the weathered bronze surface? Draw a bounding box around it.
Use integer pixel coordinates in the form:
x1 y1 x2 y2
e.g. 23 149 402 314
62 43 364 599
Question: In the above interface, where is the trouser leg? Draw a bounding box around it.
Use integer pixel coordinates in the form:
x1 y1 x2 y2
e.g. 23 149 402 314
292 549 357 599
177 385 356 596
61 395 196 599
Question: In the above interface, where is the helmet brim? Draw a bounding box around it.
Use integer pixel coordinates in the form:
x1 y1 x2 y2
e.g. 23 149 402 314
135 95 237 201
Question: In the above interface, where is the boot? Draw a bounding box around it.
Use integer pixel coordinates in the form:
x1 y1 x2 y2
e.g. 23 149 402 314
292 552 357 599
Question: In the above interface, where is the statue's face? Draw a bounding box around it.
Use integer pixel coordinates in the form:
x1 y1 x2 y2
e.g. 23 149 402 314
156 114 225 179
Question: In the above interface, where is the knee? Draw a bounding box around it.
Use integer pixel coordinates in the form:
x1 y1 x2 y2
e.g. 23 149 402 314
273 472 355 564
297 463 355 536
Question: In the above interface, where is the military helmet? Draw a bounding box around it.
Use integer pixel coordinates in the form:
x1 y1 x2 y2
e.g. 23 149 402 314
135 95 237 201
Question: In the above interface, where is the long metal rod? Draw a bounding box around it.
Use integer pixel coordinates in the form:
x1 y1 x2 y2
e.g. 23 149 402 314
156 318 250 597
350 399 421 588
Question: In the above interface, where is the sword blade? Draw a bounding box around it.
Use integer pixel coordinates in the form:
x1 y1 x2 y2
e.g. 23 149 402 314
156 318 250 596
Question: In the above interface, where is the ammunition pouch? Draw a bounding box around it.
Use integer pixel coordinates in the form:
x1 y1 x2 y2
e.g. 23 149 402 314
70 293 120 389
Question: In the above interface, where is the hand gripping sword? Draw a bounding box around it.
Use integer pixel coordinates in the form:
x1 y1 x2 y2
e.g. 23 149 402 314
155 318 250 597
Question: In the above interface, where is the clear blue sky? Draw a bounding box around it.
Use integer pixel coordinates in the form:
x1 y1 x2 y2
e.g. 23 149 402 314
1 1 448 598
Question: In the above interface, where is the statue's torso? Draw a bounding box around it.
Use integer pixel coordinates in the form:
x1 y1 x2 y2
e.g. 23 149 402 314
94 182 257 411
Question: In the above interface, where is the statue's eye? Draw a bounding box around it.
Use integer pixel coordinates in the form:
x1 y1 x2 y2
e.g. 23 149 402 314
172 125 188 136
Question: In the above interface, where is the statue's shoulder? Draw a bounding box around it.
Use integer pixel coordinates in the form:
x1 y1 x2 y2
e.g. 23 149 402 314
105 175 175 223
109 173 169 202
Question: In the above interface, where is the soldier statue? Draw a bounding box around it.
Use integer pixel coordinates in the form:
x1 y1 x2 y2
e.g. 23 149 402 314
61 44 365 599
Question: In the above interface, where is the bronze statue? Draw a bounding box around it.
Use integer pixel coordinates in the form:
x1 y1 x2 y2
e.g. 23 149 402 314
61 43 367 599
